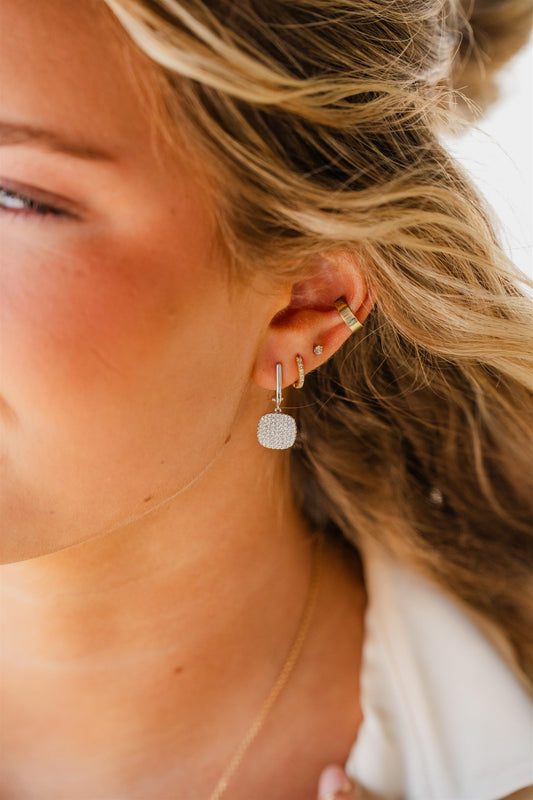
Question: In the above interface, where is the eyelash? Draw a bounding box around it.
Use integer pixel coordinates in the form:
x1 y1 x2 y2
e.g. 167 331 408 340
0 186 67 219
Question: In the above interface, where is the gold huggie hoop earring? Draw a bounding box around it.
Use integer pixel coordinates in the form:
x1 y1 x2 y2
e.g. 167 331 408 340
293 354 305 389
257 363 297 449
334 296 363 333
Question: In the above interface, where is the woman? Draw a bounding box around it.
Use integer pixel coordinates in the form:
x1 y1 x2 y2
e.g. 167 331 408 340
1 0 532 798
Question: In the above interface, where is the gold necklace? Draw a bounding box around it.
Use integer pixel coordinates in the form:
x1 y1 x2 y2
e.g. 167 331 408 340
207 533 325 800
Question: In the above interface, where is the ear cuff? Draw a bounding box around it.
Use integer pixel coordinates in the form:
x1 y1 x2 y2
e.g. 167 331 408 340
334 296 362 332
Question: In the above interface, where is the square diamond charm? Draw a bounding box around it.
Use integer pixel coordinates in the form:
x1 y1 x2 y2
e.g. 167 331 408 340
257 412 297 449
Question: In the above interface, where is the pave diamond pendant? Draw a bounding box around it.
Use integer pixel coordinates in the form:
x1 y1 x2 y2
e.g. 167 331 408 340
257 411 297 449
257 363 297 449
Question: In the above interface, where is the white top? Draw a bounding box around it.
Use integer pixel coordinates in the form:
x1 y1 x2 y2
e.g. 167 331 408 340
344 543 533 799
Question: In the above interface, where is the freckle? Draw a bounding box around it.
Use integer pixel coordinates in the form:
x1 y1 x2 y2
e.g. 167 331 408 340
143 495 152 503
173 665 184 675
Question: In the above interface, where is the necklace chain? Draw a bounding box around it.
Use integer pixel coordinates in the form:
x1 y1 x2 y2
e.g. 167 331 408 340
207 533 325 800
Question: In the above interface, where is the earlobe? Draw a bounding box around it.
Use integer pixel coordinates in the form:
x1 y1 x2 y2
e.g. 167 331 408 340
252 250 376 390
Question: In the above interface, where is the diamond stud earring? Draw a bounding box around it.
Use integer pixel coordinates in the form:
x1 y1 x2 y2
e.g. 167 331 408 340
257 363 297 449
313 345 323 355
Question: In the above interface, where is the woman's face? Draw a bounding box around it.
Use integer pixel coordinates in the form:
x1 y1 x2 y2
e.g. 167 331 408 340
0 0 277 563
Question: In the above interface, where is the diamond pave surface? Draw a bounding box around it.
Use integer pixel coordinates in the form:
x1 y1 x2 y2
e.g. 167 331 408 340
257 412 297 449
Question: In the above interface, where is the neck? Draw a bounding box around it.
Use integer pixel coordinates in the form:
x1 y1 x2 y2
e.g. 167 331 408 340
1 431 321 794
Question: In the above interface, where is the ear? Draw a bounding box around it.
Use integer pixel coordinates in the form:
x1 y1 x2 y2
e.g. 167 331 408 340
252 249 376 390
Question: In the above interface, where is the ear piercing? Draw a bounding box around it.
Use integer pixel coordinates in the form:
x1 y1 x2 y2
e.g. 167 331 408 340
334 296 362 333
257 298 364 448
257 363 297 449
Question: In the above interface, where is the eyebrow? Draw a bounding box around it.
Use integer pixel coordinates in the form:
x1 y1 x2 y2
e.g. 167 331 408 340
0 121 118 162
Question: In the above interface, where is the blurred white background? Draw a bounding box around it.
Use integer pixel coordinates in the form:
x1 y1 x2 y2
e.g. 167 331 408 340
443 39 533 281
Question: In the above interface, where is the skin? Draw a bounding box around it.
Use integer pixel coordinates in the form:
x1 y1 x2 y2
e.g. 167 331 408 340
0 1 374 798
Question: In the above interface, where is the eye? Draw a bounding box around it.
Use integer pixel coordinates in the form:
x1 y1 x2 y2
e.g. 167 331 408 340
0 186 68 219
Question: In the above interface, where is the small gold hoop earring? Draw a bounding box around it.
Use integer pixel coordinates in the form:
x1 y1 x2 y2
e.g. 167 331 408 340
334 296 362 333
293 354 305 389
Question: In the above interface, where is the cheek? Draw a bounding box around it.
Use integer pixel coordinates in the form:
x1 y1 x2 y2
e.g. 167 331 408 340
2 235 165 424
1 208 220 428
0 210 256 549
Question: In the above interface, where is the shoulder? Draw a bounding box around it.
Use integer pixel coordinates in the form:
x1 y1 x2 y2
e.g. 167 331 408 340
345 543 533 800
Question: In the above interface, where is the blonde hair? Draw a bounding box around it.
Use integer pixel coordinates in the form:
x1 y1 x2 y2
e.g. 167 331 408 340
103 0 533 690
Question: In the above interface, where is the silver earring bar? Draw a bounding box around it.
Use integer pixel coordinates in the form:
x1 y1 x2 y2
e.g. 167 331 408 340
275 362 283 410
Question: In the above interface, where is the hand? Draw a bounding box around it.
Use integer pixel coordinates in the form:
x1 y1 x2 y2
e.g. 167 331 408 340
317 764 361 800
